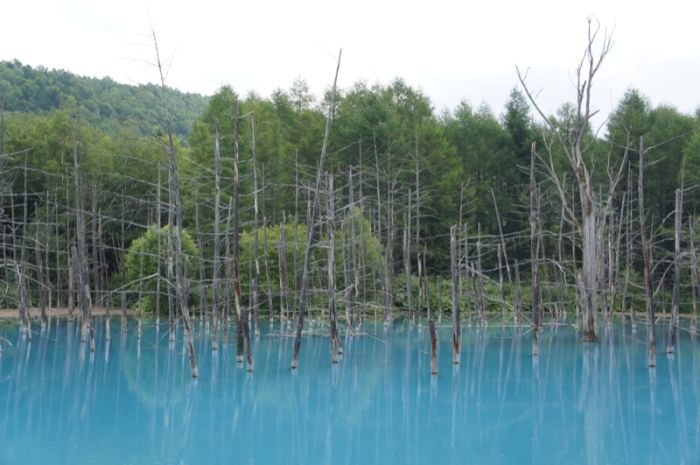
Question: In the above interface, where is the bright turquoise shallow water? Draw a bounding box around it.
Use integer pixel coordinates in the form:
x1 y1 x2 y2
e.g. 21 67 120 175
1 319 699 465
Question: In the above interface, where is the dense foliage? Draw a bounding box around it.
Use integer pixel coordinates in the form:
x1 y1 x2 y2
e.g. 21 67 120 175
0 60 208 140
0 62 698 314
125 226 198 313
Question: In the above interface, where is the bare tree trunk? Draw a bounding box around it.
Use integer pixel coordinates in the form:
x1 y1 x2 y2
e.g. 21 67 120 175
231 108 246 365
517 21 613 344
638 137 655 368
290 50 341 370
556 194 567 320
195 198 208 329
45 193 53 315
530 142 541 356
450 225 460 364
429 319 438 375
120 190 127 333
153 30 198 377
667 188 682 354
91 184 100 307
403 195 412 321
99 215 111 341
263 219 273 322
68 247 75 321
223 198 233 342
251 116 261 338
414 136 422 318
278 212 289 321
513 258 524 327
34 204 48 326
423 244 429 322
327 173 340 363
623 168 635 330
19 153 30 334
497 243 505 320
348 166 358 330
155 165 162 327
342 218 354 332
71 115 92 345
491 188 515 320
476 223 485 326
689 216 698 335
610 195 625 320
437 276 442 324
384 179 395 327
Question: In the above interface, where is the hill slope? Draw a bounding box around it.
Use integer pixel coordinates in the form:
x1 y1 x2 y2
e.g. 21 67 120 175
0 59 208 141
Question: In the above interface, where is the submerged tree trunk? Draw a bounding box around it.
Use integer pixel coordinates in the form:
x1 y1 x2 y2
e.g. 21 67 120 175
403 199 412 321
450 225 460 364
667 188 682 354
327 174 340 363
530 142 541 356
638 137 655 368
429 319 438 375
689 216 699 335
211 126 221 350
279 212 289 321
71 115 92 345
251 116 261 338
290 50 341 370
384 178 396 327
232 108 246 365
153 30 198 377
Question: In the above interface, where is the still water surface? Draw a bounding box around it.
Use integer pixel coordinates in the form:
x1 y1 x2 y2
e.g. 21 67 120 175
1 319 699 465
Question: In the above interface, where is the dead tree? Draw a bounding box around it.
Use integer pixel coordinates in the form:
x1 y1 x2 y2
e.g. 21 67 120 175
403 195 413 320
667 188 682 354
450 225 460 364
71 115 93 345
689 216 698 335
278 212 289 321
491 188 515 319
195 197 208 325
232 108 246 365
155 167 162 327
34 204 48 326
327 174 340 363
223 198 233 340
251 116 261 338
429 319 438 375
384 178 396 327
475 223 485 325
290 50 341 370
514 259 523 325
91 184 100 306
530 142 541 356
518 20 615 342
623 167 636 330
153 31 198 377
119 190 127 332
638 137 655 368
211 125 221 350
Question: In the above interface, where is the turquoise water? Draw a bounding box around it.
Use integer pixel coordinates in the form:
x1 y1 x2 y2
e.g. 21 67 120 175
1 318 699 465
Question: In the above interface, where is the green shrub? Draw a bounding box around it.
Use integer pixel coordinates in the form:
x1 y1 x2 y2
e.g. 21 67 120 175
125 226 198 313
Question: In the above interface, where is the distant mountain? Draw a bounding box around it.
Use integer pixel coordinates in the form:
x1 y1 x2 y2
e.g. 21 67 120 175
0 59 208 141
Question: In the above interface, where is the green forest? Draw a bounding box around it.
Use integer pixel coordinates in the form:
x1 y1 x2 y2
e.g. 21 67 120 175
0 57 698 332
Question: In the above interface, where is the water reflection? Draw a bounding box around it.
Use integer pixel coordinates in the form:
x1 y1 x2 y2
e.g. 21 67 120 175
0 319 698 464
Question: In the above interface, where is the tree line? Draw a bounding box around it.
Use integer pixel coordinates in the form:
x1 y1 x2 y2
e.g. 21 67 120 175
0 38 699 372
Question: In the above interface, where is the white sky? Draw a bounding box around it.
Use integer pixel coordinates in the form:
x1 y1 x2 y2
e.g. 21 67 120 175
3 0 700 122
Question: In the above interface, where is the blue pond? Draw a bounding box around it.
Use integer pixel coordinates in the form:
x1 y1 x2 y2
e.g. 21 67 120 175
1 318 699 465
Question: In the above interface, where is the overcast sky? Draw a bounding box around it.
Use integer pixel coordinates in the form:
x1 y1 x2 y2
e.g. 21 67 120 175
3 0 699 123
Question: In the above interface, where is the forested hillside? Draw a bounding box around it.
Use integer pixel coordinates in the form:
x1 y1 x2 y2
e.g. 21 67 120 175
0 60 699 327
0 60 208 140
